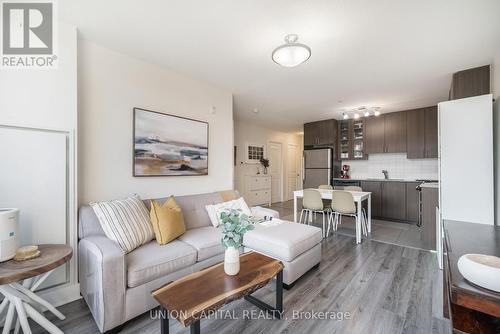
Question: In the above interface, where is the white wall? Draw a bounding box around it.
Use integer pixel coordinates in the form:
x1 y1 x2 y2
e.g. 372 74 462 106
0 23 79 305
343 153 438 180
233 120 303 200
78 40 233 204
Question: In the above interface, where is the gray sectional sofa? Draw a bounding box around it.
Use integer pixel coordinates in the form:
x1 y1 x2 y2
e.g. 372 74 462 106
78 191 322 332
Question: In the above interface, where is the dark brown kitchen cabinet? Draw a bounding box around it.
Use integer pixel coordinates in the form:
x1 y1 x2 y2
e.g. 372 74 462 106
318 119 337 146
303 122 316 147
381 182 406 221
384 111 407 153
449 65 490 100
406 182 420 224
338 119 367 160
406 108 425 159
406 106 438 159
424 107 438 158
421 187 438 250
365 116 385 154
360 181 382 217
303 119 337 148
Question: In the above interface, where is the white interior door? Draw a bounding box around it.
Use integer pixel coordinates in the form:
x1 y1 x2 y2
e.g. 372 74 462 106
286 143 301 200
267 141 283 203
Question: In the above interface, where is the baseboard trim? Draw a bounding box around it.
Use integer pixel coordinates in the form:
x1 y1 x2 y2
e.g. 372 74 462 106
37 283 81 308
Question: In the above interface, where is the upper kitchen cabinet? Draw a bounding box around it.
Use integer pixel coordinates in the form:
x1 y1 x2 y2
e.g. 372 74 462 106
449 65 490 100
406 108 426 158
365 115 385 154
351 118 367 159
338 120 351 160
319 119 338 146
365 111 406 154
304 119 337 148
338 119 367 160
424 106 438 158
303 122 317 147
384 111 407 153
406 106 438 159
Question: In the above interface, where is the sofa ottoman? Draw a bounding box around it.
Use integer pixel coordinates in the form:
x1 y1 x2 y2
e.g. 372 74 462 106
243 220 322 287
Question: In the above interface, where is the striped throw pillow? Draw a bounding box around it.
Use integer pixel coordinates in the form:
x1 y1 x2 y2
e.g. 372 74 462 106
90 195 154 254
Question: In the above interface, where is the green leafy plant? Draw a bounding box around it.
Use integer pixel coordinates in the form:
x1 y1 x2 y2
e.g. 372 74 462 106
219 209 255 249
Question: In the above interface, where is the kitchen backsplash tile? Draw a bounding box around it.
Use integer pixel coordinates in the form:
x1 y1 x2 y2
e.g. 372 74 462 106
342 153 438 180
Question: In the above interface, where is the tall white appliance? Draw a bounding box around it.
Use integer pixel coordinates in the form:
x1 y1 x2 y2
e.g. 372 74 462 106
438 94 494 225
303 148 332 189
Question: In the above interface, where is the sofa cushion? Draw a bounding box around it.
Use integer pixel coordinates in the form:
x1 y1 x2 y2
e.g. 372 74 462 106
150 197 186 244
178 226 223 261
126 240 197 287
90 195 155 254
171 193 224 230
205 198 252 228
243 221 322 262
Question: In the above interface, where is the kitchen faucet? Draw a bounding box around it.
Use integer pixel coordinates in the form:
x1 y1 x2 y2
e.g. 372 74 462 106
382 170 389 180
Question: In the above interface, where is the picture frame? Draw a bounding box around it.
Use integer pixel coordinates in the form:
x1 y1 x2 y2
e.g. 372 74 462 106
245 142 265 164
133 107 209 176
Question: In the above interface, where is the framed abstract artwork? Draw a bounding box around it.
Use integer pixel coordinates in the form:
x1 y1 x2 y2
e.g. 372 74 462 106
133 108 209 176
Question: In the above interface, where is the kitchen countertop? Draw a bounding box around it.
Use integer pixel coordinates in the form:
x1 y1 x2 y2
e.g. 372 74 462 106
420 182 439 188
332 177 438 183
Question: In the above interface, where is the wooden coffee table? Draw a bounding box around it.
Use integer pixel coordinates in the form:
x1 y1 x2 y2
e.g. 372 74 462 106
0 244 73 334
152 251 284 334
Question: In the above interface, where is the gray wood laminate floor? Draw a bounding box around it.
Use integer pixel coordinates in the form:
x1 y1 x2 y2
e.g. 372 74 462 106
276 200 429 250
26 201 450 334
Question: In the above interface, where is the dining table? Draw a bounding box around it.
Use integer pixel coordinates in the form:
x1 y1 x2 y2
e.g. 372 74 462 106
293 189 372 244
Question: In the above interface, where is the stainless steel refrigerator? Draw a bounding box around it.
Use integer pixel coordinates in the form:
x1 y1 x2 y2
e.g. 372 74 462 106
303 148 333 189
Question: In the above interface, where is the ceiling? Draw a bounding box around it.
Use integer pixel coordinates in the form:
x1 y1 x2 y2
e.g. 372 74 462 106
60 0 500 132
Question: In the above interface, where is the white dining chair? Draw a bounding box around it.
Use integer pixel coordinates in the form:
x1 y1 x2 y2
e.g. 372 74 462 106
300 189 328 238
343 186 368 236
327 191 368 238
318 184 333 212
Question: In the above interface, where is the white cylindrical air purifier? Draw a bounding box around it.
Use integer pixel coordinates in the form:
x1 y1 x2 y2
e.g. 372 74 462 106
0 209 20 262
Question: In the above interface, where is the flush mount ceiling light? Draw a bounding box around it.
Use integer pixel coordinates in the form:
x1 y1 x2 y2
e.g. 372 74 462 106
272 34 311 68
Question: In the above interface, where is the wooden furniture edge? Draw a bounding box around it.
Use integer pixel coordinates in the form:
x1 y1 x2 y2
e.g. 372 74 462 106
0 244 73 285
451 287 500 318
152 252 284 327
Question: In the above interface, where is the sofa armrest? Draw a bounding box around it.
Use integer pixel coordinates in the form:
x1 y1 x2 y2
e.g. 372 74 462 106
79 236 126 333
251 206 280 219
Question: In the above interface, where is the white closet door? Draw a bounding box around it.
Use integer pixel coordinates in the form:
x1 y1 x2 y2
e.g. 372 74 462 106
0 126 68 288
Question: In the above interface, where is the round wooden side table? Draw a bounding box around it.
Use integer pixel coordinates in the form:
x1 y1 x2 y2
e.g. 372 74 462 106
0 244 73 334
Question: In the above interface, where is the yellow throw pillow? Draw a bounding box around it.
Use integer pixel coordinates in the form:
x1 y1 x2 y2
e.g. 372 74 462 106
219 190 239 202
150 196 186 245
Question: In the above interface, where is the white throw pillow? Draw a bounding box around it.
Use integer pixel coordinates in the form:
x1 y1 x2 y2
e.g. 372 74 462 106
90 195 154 254
205 197 252 227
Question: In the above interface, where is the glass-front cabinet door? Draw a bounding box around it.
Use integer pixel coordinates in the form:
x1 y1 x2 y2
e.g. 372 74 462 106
339 120 350 159
352 118 366 159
